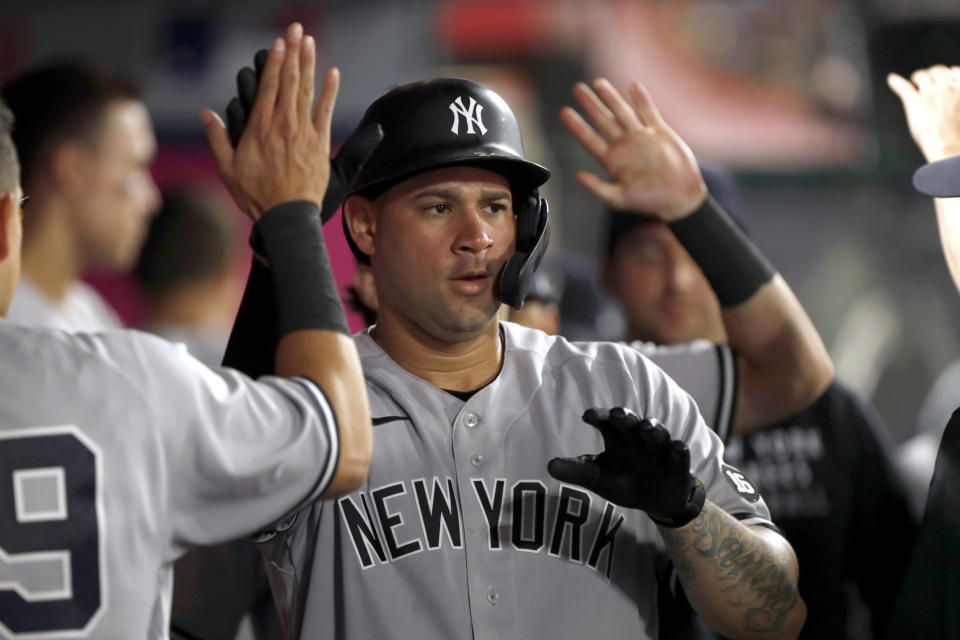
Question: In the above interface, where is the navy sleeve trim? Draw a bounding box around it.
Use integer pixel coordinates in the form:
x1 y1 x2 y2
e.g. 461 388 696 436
290 376 341 502
714 344 736 443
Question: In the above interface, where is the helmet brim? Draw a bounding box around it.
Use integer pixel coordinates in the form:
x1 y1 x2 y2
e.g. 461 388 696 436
914 155 960 197
352 151 550 200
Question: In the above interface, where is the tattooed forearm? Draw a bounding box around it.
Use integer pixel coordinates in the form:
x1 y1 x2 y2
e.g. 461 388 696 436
662 511 701 581
659 502 801 636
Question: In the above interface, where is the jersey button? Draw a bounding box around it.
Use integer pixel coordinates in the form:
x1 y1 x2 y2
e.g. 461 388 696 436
485 588 500 605
463 412 480 428
470 454 485 467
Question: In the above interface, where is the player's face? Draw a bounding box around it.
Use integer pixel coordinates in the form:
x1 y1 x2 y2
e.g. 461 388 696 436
72 100 160 271
604 220 725 345
371 166 515 343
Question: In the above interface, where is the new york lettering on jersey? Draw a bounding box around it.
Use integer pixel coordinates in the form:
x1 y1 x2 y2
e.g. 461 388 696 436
260 323 772 640
338 476 623 577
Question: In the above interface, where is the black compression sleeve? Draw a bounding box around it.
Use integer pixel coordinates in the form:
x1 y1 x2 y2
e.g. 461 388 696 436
255 200 350 337
222 259 277 377
667 195 776 306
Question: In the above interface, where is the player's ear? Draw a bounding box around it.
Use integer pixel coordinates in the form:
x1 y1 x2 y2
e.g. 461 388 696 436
343 194 377 258
0 191 15 261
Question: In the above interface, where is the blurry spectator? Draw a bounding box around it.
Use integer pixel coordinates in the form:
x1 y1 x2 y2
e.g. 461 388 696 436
136 186 242 366
602 166 916 640
498 269 562 335
889 64 960 518
887 64 960 638
897 359 960 517
1 62 160 330
544 252 623 341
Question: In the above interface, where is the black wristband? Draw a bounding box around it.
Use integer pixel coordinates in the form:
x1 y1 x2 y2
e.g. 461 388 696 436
255 201 350 337
667 195 775 306
647 478 706 528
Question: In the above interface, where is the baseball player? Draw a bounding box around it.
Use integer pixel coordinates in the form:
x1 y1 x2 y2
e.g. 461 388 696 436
887 63 960 638
217 33 813 639
602 167 917 639
2 62 160 331
0 25 370 639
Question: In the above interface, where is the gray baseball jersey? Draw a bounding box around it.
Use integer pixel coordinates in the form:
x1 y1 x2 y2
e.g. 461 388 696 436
0 322 339 639
260 321 769 640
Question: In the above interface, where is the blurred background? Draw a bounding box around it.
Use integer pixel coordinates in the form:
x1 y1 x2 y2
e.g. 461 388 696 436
2 0 960 444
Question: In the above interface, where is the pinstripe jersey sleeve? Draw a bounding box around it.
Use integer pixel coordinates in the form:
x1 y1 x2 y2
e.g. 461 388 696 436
630 339 736 442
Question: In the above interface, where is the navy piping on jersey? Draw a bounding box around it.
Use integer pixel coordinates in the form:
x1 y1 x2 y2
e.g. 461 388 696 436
289 376 341 504
714 344 736 443
372 415 410 426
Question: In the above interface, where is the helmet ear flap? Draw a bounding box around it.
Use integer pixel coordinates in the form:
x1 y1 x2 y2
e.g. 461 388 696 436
514 189 542 252
500 195 550 310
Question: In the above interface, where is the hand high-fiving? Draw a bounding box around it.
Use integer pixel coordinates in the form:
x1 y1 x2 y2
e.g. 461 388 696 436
200 22 338 220
561 78 707 221
888 66 960 163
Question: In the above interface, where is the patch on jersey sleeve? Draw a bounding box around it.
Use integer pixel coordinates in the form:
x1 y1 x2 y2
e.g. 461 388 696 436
721 464 760 503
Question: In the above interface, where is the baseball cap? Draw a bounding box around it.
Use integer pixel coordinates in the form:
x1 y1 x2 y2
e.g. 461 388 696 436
913 155 960 197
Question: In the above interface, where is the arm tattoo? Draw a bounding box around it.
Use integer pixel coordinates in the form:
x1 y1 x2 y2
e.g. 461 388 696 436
660 504 798 633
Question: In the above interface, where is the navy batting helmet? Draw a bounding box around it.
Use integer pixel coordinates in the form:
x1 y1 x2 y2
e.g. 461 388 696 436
327 77 551 310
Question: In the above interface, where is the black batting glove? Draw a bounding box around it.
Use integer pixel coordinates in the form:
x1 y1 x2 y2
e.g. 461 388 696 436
226 49 268 147
548 407 706 528
224 48 383 225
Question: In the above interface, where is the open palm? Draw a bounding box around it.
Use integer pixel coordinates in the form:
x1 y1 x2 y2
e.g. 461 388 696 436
561 78 706 221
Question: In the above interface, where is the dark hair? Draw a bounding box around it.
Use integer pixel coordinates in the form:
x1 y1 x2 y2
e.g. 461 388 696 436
603 164 750 259
135 187 238 300
1 62 141 189
0 97 16 194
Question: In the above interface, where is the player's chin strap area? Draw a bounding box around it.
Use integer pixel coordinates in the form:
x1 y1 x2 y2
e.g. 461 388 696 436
500 197 550 310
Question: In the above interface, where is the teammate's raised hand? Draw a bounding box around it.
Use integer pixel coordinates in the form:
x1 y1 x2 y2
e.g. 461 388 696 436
200 22 338 220
561 78 706 221
548 407 705 527
888 66 960 163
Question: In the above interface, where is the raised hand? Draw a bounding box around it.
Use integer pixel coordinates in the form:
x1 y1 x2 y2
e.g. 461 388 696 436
200 22 338 220
561 78 706 221
888 66 960 163
548 407 705 527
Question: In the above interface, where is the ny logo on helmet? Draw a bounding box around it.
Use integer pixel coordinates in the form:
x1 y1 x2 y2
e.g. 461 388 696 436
449 96 487 136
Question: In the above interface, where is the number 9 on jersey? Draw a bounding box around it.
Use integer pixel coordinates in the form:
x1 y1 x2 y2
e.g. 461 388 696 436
0 427 104 637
